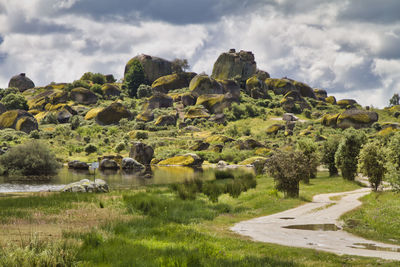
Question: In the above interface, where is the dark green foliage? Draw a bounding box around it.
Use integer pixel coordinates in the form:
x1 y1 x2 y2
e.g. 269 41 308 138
124 59 145 97
171 58 190 73
70 115 80 130
358 141 386 191
84 144 97 154
322 137 340 176
137 84 152 98
41 112 58 125
266 150 309 198
91 73 106 85
114 142 125 153
202 182 225 203
72 80 90 89
389 93 400 107
335 128 366 181
135 131 148 140
304 109 312 119
296 138 319 183
385 132 400 191
0 141 61 176
214 170 234 179
0 93 28 110
0 87 19 99
90 84 103 95
29 130 40 139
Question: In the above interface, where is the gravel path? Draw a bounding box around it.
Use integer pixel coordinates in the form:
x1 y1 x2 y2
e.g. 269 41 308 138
231 187 400 260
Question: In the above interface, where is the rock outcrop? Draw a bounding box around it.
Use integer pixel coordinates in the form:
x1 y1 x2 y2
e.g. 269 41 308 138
265 78 297 95
125 54 172 83
189 74 223 97
151 72 196 94
129 142 154 165
62 179 109 193
146 93 173 109
0 110 38 133
70 88 98 105
121 157 145 172
158 153 203 167
68 160 89 170
154 115 176 126
95 102 131 125
8 73 35 92
336 109 378 129
101 84 121 98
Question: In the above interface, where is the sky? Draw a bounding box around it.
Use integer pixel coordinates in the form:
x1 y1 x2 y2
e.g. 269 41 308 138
0 0 399 107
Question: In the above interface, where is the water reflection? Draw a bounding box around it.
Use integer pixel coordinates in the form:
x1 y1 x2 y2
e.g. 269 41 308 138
0 166 253 193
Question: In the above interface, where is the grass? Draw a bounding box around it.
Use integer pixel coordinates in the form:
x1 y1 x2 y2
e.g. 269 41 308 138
1 173 399 266
341 191 400 246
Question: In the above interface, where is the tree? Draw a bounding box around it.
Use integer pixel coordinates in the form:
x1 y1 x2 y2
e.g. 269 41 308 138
358 141 386 191
296 138 319 183
335 128 366 181
124 60 145 97
389 93 400 107
321 136 340 176
171 58 190 73
385 132 400 191
266 150 309 198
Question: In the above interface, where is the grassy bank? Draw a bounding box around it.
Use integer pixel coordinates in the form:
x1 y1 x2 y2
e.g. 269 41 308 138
342 191 400 246
1 173 399 266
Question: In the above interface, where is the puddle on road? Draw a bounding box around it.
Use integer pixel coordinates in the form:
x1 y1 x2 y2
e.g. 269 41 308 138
349 243 400 253
282 224 341 231
280 217 295 220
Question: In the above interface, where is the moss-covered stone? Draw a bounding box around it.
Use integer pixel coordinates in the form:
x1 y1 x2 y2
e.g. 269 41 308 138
84 107 104 120
265 78 296 95
266 124 285 134
151 72 195 94
325 96 336 105
27 89 68 110
184 106 210 119
195 94 227 113
293 81 316 99
15 116 38 133
280 91 309 113
96 102 132 125
124 54 172 83
245 76 269 99
154 115 176 126
189 74 223 97
217 79 241 100
238 156 268 173
255 147 271 156
0 110 38 133
157 153 203 167
182 93 196 107
211 49 257 82
377 126 399 136
321 113 340 127
101 84 121 98
70 87 98 105
8 73 35 92
136 111 154 122
314 89 328 100
337 99 357 108
147 93 173 109
336 109 378 129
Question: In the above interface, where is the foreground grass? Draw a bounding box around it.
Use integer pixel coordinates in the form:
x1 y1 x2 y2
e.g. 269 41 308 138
342 191 400 246
1 173 399 266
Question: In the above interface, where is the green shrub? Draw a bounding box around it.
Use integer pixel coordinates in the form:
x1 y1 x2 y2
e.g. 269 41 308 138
0 93 28 110
137 84 152 98
41 112 58 125
296 138 319 183
70 115 81 130
358 141 386 191
29 130 40 139
135 131 148 140
90 84 103 95
0 87 19 99
214 170 234 180
335 128 366 181
124 59 145 97
266 150 309 198
0 141 61 176
84 144 97 154
385 132 400 191
321 136 340 176
115 142 126 153
91 73 106 85
72 80 90 89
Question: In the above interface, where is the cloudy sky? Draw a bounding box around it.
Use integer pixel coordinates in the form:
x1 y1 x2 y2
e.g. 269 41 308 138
0 0 399 107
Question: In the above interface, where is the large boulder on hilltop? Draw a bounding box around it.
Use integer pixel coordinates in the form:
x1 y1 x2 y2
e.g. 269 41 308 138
218 79 241 100
337 99 358 108
27 89 68 110
96 102 131 125
129 142 154 165
265 78 297 95
0 110 38 133
158 153 203 167
124 54 172 83
280 91 310 113
256 69 270 80
246 76 269 99
189 74 223 97
70 88 98 105
336 109 378 129
152 72 196 94
102 84 121 99
8 73 35 92
292 81 316 99
211 49 257 83
195 94 233 114
146 93 173 109
314 89 328 101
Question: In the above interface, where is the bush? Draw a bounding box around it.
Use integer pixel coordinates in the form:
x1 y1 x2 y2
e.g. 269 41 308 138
29 130 40 139
335 128 366 181
296 139 319 183
0 93 28 110
41 112 58 125
321 137 340 176
171 58 189 73
358 141 386 191
90 84 103 95
91 73 106 85
135 131 148 140
385 132 400 191
70 115 81 130
124 59 145 97
0 87 19 99
84 144 97 154
137 84 152 98
0 141 61 176
115 142 126 153
72 80 90 89
266 150 309 198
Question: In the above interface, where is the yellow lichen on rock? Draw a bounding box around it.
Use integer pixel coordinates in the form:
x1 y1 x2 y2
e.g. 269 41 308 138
0 110 19 128
84 107 104 120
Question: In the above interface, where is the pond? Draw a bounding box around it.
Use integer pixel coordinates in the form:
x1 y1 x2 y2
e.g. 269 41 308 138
0 166 254 193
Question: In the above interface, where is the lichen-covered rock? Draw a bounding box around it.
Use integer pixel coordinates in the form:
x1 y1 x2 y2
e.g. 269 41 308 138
211 49 257 83
8 73 35 92
146 93 173 109
265 78 297 95
190 140 210 151
266 124 285 134
209 113 226 124
68 160 89 170
121 157 145 172
293 81 316 99
99 158 119 170
57 108 74 123
236 138 264 150
321 113 340 127
337 99 358 108
158 153 203 167
0 110 38 133
314 89 328 100
0 103 6 115
189 74 223 97
154 115 176 126
239 156 268 174
183 126 200 132
27 89 68 110
218 79 241 100
246 76 269 99
256 69 270 80
325 96 336 105
280 91 310 113
62 179 109 193
195 94 229 114
70 87 98 105
85 107 104 120
124 54 172 83
152 72 196 93
282 113 298 121
184 106 210 119
336 109 378 129
102 84 121 99
129 142 154 165
181 93 196 107
95 102 131 125
136 111 154 122
205 135 234 144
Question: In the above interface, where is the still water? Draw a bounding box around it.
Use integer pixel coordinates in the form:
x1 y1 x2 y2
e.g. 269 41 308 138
0 166 254 193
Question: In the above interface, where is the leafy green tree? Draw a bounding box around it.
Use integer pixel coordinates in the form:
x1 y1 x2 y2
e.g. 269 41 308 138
266 150 309 198
358 141 386 191
171 58 189 73
322 136 340 176
389 93 400 107
296 138 319 183
124 60 145 97
385 132 400 191
0 93 28 110
91 73 106 85
335 128 366 181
